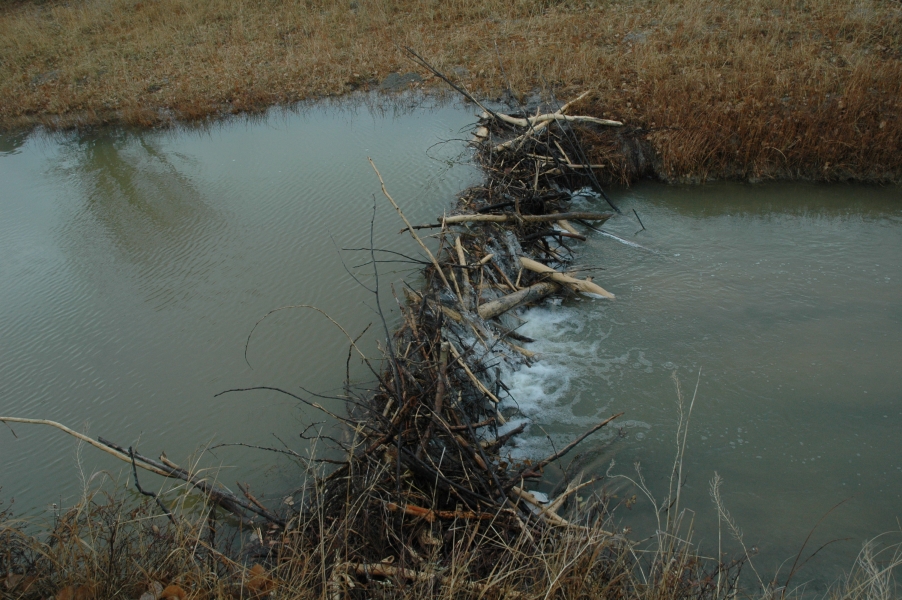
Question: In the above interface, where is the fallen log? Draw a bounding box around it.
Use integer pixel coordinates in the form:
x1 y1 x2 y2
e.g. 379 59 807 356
400 211 614 234
477 281 560 320
443 211 614 226
0 417 281 526
518 256 614 299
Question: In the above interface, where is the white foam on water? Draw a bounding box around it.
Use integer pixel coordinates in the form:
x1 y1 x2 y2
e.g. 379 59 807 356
498 302 651 459
500 307 584 416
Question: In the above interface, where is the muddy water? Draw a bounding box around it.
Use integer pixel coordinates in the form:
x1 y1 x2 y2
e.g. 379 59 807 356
0 98 479 513
505 182 902 590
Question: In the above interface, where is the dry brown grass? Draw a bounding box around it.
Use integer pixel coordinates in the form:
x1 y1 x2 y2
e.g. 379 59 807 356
0 468 746 600
1 0 899 181
5 491 898 599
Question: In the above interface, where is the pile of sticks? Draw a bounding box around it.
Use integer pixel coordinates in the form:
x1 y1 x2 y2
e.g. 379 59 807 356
302 91 628 593
0 87 638 598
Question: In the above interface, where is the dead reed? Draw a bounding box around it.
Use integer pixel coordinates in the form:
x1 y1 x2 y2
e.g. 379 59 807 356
1 0 899 182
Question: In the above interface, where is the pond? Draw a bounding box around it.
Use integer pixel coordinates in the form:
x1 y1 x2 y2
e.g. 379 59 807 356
2 100 900 591
0 97 480 513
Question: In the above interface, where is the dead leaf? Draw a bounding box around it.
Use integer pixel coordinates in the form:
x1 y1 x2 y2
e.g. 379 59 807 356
55 586 76 600
246 564 275 596
160 584 187 600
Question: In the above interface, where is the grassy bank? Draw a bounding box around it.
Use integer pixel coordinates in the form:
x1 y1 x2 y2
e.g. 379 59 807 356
2 0 901 181
4 485 901 599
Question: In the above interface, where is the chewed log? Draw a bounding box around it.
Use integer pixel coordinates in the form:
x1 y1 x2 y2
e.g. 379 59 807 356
556 219 580 236
433 211 613 226
407 212 612 231
482 92 621 130
519 256 615 299
477 281 560 320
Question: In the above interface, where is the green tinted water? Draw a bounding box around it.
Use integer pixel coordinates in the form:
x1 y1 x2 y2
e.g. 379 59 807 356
504 182 902 591
0 98 479 513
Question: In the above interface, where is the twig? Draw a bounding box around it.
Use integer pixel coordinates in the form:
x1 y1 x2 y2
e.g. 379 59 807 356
633 208 646 232
129 446 176 524
0 417 171 477
509 413 622 486
369 158 454 295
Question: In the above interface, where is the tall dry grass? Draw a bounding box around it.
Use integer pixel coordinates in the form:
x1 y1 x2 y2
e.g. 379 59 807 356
0 0 899 181
3 400 898 599
0 463 746 600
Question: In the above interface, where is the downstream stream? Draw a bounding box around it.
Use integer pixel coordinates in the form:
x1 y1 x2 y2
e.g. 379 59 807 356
1 101 900 590
505 182 902 589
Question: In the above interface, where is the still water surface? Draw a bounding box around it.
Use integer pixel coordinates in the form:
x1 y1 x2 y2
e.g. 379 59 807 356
1 101 900 589
0 98 479 512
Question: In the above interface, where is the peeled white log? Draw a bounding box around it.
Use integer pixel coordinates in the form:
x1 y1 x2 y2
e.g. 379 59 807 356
493 120 553 151
442 211 613 226
493 118 621 152
486 92 620 128
477 281 560 320
534 114 622 127
510 486 572 528
556 219 580 236
518 256 614 299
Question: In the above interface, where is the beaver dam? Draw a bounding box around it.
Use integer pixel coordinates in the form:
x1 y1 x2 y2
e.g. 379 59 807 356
3 80 902 598
0 88 771 599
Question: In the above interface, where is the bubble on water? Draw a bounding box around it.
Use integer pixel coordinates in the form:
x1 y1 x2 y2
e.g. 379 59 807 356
498 305 649 459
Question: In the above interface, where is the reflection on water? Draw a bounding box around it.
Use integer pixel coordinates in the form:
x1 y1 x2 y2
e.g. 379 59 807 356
53 133 229 311
3 105 901 592
0 98 479 513
0 131 27 155
504 182 902 591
